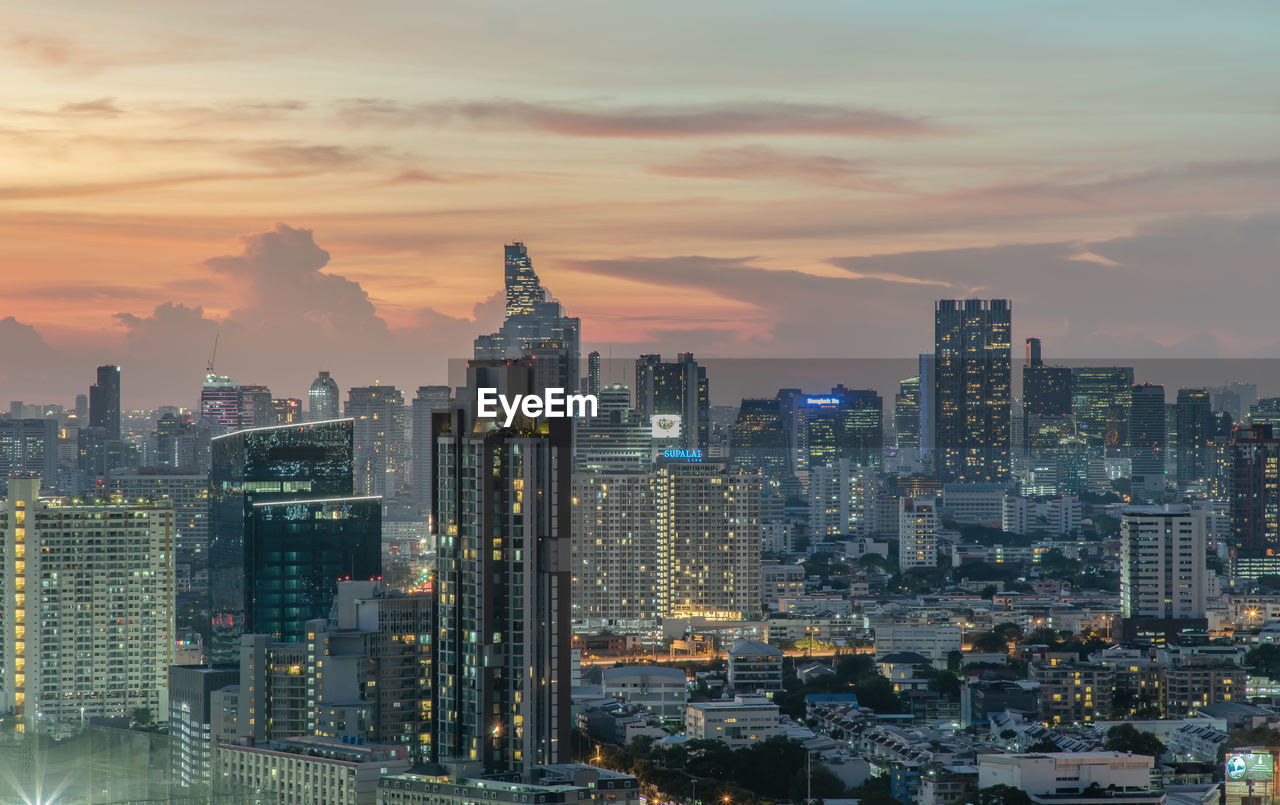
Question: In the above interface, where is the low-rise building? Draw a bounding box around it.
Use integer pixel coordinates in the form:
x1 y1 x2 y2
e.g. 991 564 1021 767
978 752 1161 805
1028 653 1115 725
727 640 784 692
214 736 411 805
1163 660 1247 716
684 695 782 746
379 765 641 805
761 561 806 610
600 666 688 720
874 624 962 661
1168 723 1230 762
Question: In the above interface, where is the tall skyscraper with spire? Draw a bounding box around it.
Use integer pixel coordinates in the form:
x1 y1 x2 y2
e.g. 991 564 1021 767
475 243 581 391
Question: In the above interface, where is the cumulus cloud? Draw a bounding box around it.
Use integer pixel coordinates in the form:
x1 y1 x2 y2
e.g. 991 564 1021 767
334 98 941 138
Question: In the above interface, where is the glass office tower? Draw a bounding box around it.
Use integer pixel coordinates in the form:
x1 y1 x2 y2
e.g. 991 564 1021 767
208 419 380 663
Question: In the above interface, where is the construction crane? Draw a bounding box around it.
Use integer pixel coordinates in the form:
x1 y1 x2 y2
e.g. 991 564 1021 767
206 334 219 377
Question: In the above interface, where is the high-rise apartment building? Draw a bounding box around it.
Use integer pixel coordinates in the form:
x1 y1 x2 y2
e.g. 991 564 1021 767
655 459 761 621
635 353 711 451
431 360 573 772
808 459 875 539
110 467 209 566
1175 388 1214 486
0 477 173 733
1071 367 1134 457
346 384 409 498
899 497 939 569
1120 505 1206 619
309 581 435 761
571 472 658 630
90 363 122 440
0 418 58 490
933 299 1011 483
1229 424 1280 579
207 419 381 662
411 385 454 510
309 370 341 422
1130 384 1167 500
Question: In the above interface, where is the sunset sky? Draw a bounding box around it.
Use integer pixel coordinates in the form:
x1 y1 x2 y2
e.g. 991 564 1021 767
3 1 1279 406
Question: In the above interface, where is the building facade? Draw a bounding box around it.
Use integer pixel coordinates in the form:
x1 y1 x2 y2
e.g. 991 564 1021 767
933 299 1012 483
1120 506 1206 619
432 361 573 773
655 460 761 620
571 472 658 630
207 419 381 662
0 478 174 733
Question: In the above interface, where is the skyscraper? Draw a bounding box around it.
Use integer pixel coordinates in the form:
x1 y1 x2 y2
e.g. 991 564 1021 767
89 363 122 440
1 477 173 733
933 299 1012 483
1229 424 1280 579
1129 383 1166 500
1175 388 1214 487
432 360 572 772
587 350 601 397
309 370 340 421
1022 337 1072 457
894 376 921 447
1071 367 1134 457
474 243 581 391
411 385 454 510
1120 505 1206 619
918 354 936 455
207 419 381 662
799 386 883 471
347 384 409 498
655 458 761 621
200 374 276 430
729 397 791 481
635 352 710 451
0 418 58 491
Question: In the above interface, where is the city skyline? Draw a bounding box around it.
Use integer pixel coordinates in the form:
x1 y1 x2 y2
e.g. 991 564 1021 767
3 2 1280 405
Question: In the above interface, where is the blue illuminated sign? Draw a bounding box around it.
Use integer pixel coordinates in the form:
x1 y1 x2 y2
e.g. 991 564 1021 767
804 396 841 406
662 449 704 462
